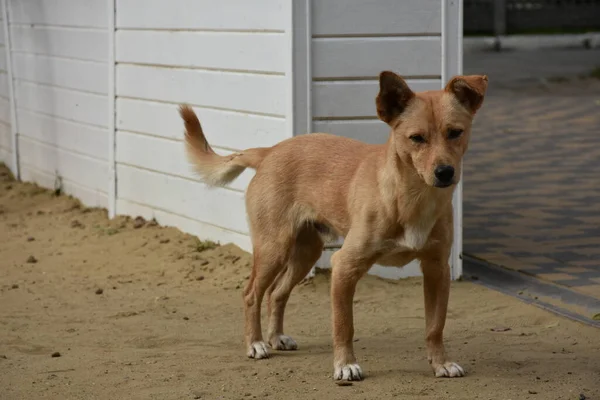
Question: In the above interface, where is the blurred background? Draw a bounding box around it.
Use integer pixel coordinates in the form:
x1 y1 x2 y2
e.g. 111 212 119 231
462 0 600 296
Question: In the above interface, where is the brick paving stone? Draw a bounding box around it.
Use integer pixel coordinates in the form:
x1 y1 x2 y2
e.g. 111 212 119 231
463 50 600 298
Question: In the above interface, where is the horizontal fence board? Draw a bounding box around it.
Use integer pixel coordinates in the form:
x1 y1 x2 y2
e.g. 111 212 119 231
116 65 286 116
10 26 108 62
15 81 108 127
312 0 441 36
116 0 286 31
313 37 441 79
115 130 255 192
20 163 108 208
116 199 252 252
9 0 108 28
313 79 441 118
116 98 287 149
12 53 108 94
313 119 390 145
116 30 285 73
17 109 108 160
18 136 109 194
116 164 249 234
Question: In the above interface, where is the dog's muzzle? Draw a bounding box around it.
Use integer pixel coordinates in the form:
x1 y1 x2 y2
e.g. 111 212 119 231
433 165 455 188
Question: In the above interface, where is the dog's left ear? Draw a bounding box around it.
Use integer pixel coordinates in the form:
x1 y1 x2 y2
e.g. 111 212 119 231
445 75 488 114
376 71 415 125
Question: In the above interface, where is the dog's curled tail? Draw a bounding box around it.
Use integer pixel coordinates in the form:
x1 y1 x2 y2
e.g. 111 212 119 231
179 104 270 187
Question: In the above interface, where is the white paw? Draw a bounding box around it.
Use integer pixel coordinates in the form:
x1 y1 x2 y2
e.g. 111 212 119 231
333 363 364 381
247 341 269 359
269 335 298 350
433 362 465 378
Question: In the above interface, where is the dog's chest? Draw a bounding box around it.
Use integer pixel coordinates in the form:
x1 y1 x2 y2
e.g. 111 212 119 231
394 202 438 251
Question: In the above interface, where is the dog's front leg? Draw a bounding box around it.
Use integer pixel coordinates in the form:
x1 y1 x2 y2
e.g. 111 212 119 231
420 254 465 378
330 249 373 381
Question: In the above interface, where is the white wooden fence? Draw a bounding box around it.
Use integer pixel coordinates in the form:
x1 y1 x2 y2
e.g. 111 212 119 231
0 0 463 279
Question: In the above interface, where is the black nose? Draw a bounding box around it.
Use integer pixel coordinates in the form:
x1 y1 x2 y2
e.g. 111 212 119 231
434 165 454 184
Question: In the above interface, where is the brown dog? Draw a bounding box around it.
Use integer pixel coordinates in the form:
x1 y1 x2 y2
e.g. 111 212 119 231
179 71 488 381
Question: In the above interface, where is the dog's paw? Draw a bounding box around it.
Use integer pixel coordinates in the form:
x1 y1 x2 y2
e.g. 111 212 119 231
333 363 364 381
247 341 269 359
433 362 465 378
269 335 298 351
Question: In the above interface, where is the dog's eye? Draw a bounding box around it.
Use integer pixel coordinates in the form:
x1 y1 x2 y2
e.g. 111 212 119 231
409 134 426 144
448 129 463 139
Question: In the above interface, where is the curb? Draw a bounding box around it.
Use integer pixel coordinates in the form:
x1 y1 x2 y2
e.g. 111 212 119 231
463 256 600 328
464 33 600 53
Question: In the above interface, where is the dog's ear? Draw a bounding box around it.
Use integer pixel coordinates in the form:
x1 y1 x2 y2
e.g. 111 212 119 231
445 75 488 114
376 71 415 125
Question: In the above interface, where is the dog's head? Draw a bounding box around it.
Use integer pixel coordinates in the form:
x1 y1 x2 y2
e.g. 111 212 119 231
376 71 488 188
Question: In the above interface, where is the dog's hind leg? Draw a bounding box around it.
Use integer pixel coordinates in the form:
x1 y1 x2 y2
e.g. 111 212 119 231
266 225 323 351
243 232 293 359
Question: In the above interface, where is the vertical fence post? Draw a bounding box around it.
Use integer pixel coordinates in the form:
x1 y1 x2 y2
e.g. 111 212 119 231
288 0 312 139
107 0 116 218
442 0 464 280
493 0 507 50
287 0 314 277
1 0 18 179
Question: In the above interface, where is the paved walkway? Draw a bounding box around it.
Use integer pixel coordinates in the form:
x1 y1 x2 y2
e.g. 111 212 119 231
463 49 600 298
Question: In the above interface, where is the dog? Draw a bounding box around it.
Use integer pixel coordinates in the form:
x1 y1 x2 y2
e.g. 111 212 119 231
179 70 488 381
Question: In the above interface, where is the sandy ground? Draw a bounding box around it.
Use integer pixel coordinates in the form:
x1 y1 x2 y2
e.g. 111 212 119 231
0 168 599 400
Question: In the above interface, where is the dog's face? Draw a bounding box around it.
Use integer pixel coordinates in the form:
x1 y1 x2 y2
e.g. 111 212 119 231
376 71 488 188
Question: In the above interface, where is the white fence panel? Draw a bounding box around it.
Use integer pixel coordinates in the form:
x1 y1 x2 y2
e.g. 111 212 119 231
313 37 441 79
115 130 254 192
18 135 108 206
0 95 8 124
116 197 252 250
116 0 286 31
12 53 108 94
117 31 286 73
116 99 287 150
310 0 442 145
116 164 249 234
9 0 108 28
17 108 107 160
312 0 441 36
313 79 441 118
7 0 110 206
15 81 108 127
113 0 290 251
117 65 286 116
10 26 107 62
